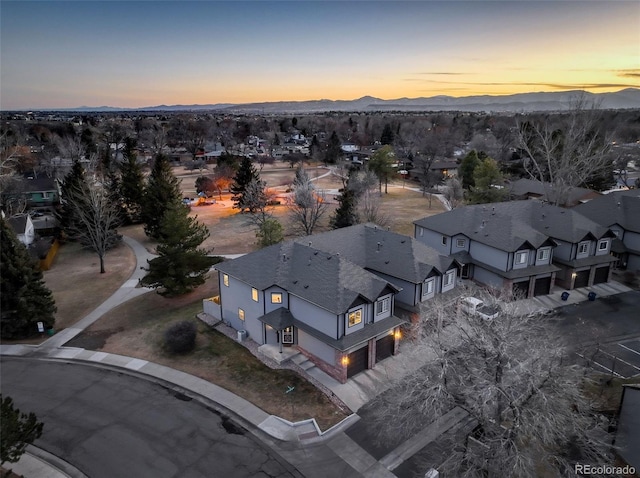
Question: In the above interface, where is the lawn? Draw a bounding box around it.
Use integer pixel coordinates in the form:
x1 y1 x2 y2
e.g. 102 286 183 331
66 278 350 430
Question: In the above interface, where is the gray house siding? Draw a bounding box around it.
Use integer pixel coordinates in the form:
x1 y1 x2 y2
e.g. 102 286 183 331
553 239 573 261
416 227 450 255
372 270 416 306
473 267 505 289
289 295 338 339
625 231 640 254
298 329 335 364
469 241 509 271
264 285 289 313
220 275 263 335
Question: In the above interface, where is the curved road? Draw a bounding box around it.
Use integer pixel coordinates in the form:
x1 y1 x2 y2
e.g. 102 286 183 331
1 358 299 478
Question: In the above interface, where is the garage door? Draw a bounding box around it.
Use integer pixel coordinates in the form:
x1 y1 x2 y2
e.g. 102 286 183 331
375 335 395 363
533 277 552 297
347 346 369 379
593 266 609 285
512 280 529 299
574 270 590 289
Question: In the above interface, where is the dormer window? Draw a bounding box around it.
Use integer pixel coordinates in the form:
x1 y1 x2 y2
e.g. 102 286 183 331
348 309 362 327
578 242 589 255
456 238 466 248
598 240 608 252
515 251 528 265
536 248 550 262
376 297 390 315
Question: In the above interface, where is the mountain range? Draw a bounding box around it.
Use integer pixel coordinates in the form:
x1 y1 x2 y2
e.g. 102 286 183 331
60 88 640 114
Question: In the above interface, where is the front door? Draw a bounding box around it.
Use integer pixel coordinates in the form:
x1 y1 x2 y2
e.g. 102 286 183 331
281 326 294 344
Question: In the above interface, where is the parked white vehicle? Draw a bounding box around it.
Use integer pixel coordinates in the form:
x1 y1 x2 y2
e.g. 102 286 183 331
459 296 500 320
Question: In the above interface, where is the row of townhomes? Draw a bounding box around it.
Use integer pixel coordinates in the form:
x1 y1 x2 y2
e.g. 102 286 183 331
414 200 616 298
205 224 459 382
203 191 638 382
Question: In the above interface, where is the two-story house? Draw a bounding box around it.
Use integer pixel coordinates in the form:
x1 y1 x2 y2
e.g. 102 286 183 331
414 201 616 297
574 190 640 272
205 224 457 382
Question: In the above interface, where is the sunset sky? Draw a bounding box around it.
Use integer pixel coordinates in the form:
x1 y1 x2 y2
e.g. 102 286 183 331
1 0 639 110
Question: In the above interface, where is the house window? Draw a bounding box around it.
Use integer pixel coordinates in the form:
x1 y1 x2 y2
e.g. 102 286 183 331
348 309 362 327
442 236 448 246
271 292 282 304
456 238 466 248
223 274 229 287
598 240 608 251
515 251 528 265
419 228 424 237
422 278 435 297
444 270 455 287
536 248 550 262
376 297 390 315
238 308 245 321
578 242 589 255
251 288 259 302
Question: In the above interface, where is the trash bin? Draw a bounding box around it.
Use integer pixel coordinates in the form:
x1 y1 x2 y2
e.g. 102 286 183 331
588 291 597 301
46 326 55 336
237 330 247 342
561 292 570 301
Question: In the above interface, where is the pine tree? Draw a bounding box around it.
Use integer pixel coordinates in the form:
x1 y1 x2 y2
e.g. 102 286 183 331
0 218 56 339
330 186 359 229
141 154 182 239
381 123 395 145
1 395 44 465
56 160 89 236
118 137 145 224
230 156 260 212
140 203 217 296
256 217 284 248
324 131 342 164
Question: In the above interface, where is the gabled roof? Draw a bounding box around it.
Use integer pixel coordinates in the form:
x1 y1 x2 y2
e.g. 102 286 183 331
216 241 396 315
414 200 611 251
293 223 455 283
22 177 57 193
574 190 640 234
507 179 600 206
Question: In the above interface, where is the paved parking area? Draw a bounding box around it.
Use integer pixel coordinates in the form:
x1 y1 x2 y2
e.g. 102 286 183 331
577 338 640 379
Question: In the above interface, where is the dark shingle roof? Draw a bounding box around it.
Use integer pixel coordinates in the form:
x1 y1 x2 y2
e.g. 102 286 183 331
294 224 454 283
216 241 395 315
574 190 640 233
507 179 599 205
414 200 611 250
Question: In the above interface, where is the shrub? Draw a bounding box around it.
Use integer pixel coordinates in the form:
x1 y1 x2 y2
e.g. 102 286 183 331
164 321 197 354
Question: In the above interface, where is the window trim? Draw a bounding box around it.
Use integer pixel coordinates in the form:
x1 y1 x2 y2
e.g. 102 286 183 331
536 248 550 262
422 278 435 297
598 240 608 251
376 296 390 315
347 308 363 328
251 288 258 302
238 308 245 321
456 238 466 248
222 274 229 287
443 269 455 287
578 241 589 255
442 236 448 246
271 292 283 304
515 250 528 265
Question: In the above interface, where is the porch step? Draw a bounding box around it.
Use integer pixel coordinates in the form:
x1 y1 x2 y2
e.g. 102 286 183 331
291 354 316 372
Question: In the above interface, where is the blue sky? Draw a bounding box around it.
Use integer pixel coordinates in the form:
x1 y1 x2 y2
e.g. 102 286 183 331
1 1 638 109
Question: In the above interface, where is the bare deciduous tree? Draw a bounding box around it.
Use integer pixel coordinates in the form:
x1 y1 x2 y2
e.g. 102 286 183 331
442 176 464 209
65 182 122 273
349 169 389 226
371 288 613 478
286 166 328 235
516 97 612 206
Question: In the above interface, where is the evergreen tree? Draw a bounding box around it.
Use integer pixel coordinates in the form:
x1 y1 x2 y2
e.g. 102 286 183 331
324 131 342 164
140 203 217 296
459 150 482 190
230 156 260 212
467 157 506 204
380 123 395 145
56 160 89 236
256 217 284 248
368 145 396 194
141 154 182 239
118 137 145 224
0 218 56 339
330 186 359 229
1 395 44 465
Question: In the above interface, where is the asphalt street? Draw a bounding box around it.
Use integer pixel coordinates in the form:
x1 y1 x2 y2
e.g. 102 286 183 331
1 358 300 478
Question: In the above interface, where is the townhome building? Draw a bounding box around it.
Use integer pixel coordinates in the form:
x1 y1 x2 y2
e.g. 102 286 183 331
204 224 457 382
414 201 616 298
574 189 640 272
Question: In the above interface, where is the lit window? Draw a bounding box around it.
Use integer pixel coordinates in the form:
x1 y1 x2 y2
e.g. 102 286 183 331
238 308 245 321
271 292 282 304
422 279 434 297
223 274 229 287
515 251 528 265
251 288 258 302
536 248 550 262
598 240 608 251
348 309 362 327
578 242 589 255
444 270 455 287
419 228 424 237
376 297 390 315
442 236 448 246
456 238 465 248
